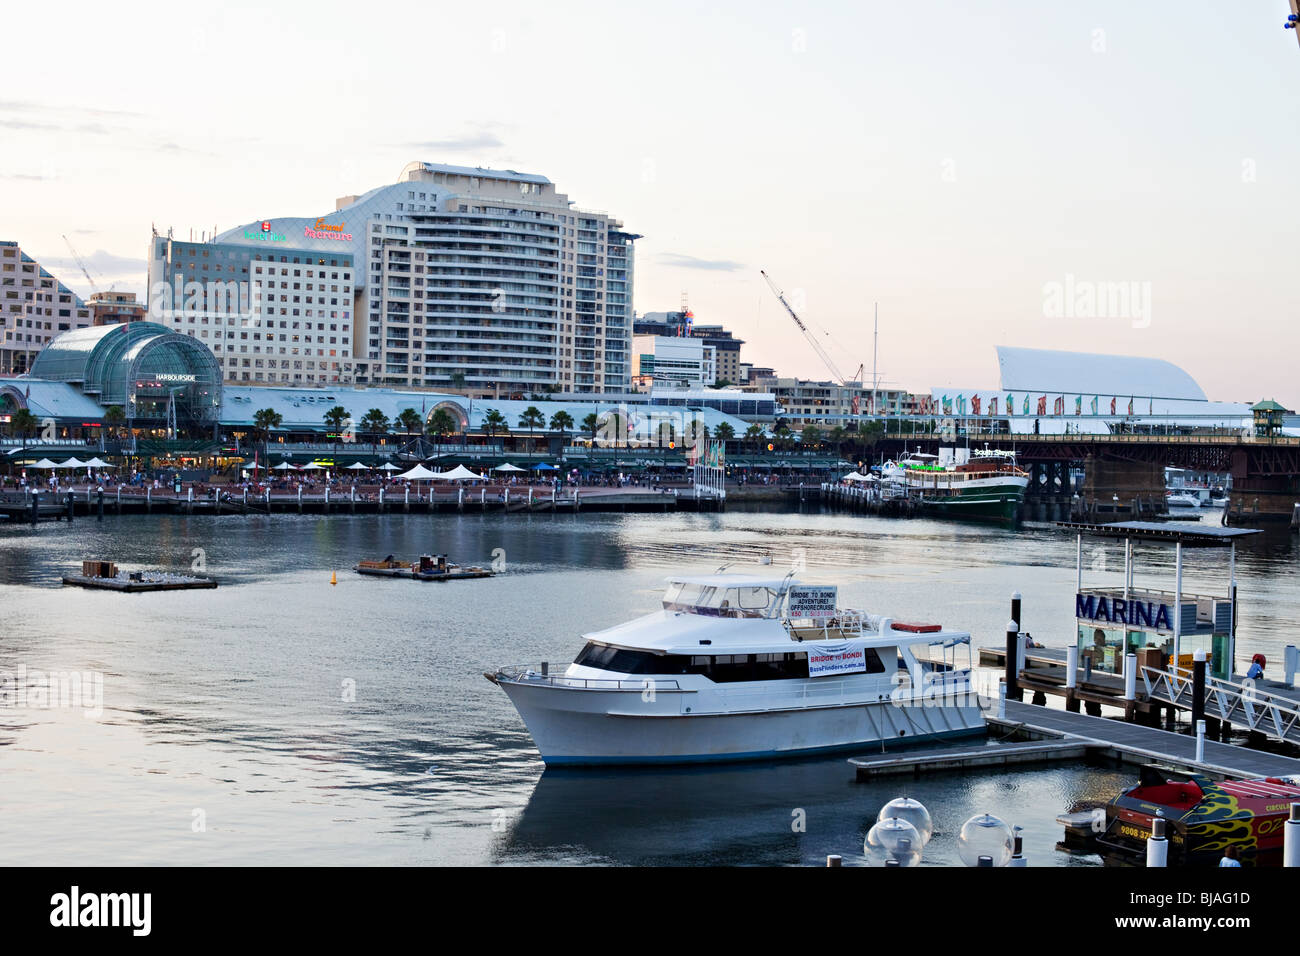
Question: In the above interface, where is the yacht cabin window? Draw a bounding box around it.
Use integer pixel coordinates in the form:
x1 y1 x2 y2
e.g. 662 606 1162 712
662 582 775 617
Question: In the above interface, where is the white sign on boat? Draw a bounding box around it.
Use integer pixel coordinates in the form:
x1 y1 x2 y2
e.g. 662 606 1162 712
788 585 837 620
806 641 866 678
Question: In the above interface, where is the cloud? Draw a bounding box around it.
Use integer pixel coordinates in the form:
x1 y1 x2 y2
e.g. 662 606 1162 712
656 253 746 272
397 125 506 152
42 250 146 278
0 99 140 119
0 118 58 131
0 172 47 181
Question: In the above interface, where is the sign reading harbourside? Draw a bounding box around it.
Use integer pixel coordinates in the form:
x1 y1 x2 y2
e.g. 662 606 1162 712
806 642 866 678
788 585 837 621
1075 593 1173 630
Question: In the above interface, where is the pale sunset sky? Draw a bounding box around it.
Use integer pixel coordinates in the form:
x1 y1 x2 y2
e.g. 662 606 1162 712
2 0 1297 402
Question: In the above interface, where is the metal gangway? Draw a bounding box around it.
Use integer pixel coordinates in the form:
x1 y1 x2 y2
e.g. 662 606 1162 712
1140 665 1300 746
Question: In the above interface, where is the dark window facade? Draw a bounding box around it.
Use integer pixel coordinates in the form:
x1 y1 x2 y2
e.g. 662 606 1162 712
573 643 821 682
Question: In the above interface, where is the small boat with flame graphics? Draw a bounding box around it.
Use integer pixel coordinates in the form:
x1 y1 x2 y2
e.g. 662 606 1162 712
1096 764 1300 866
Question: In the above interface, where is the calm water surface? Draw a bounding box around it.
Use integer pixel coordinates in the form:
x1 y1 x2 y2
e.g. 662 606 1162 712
1 507 1295 865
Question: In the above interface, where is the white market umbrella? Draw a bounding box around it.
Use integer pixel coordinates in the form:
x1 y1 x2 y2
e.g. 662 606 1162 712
397 464 440 480
273 461 299 471
58 457 88 469
436 464 484 481
32 458 59 469
492 463 527 472
300 462 325 470
84 457 113 468
842 471 868 481
380 463 401 472
346 462 370 471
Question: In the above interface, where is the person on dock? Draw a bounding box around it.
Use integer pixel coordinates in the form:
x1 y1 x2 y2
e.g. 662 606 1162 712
1218 846 1242 867
1246 654 1266 681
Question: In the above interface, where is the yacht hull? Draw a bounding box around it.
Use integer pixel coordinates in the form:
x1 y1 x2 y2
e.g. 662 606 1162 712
497 678 986 766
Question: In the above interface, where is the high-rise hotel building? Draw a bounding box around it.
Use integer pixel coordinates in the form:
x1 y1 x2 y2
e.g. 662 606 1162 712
1 241 93 376
151 162 637 395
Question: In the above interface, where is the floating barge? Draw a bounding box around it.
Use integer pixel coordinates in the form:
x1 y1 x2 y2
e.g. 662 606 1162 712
62 560 218 592
354 554 493 582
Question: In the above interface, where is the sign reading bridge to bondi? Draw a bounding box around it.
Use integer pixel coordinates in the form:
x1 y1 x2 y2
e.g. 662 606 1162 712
787 585 837 621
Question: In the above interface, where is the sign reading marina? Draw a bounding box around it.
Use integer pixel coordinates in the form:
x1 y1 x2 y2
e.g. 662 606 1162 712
787 585 837 621
806 641 866 678
1075 593 1173 629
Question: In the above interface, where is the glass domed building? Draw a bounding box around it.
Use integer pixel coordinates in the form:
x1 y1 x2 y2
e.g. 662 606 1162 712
29 322 222 433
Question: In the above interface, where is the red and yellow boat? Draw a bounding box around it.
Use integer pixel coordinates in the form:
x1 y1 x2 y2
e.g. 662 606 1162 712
1098 764 1300 866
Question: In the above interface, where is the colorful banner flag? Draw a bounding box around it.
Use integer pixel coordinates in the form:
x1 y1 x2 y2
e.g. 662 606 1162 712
1074 395 1083 415
971 395 982 415
1090 396 1099 415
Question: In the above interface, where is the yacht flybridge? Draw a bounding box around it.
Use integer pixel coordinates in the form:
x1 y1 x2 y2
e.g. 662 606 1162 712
486 571 985 766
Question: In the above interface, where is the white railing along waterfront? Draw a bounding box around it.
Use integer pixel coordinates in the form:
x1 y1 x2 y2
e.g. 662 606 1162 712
1139 665 1300 741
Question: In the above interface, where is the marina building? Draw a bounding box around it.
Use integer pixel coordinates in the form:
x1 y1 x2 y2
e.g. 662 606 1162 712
764 377 909 427
193 162 635 397
0 241 92 376
88 291 148 326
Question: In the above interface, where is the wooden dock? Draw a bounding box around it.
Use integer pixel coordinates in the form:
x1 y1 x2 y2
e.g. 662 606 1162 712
993 700 1300 779
849 738 1093 779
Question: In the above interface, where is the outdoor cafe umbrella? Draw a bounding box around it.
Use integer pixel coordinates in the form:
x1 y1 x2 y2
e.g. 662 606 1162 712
532 463 559 471
32 459 59 469
435 464 484 481
396 464 439 480
345 462 370 470
57 457 87 469
273 461 299 471
83 457 114 469
300 462 325 470
380 463 401 472
492 463 527 472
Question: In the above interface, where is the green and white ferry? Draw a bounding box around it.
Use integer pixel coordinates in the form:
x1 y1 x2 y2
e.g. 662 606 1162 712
883 449 1029 525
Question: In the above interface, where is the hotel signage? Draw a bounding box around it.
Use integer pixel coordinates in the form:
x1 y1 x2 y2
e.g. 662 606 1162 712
304 218 353 241
1075 593 1173 630
244 220 287 242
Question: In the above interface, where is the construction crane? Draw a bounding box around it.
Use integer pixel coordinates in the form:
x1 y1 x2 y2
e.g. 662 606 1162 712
760 269 853 384
62 235 101 296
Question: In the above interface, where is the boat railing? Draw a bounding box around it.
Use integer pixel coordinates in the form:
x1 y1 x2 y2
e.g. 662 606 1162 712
495 665 683 692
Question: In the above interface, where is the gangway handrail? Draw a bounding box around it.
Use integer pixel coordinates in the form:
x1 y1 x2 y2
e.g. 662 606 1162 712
1139 665 1300 742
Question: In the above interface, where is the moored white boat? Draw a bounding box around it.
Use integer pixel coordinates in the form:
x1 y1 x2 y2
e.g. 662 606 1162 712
487 571 985 766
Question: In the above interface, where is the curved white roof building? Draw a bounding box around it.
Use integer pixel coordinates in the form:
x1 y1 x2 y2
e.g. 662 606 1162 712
996 346 1207 401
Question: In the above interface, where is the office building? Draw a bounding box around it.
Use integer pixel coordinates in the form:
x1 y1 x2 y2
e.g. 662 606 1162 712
0 241 92 375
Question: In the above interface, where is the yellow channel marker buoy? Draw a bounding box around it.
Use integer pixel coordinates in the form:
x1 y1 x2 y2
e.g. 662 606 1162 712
330 571 337 586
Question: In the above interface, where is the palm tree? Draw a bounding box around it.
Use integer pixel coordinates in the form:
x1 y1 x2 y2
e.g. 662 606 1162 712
323 405 350 462
360 409 389 454
482 408 508 443
714 421 735 445
597 409 627 449
518 406 545 453
801 425 823 448
774 424 793 450
744 423 765 453
549 410 574 451
828 425 847 454
582 412 600 443
252 408 283 476
396 408 423 440
427 408 457 442
9 408 38 451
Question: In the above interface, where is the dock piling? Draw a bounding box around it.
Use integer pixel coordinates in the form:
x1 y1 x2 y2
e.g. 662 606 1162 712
1147 818 1169 867
826 855 842 868
1195 720 1206 763
1005 622 1022 702
1286 805 1300 868
1192 649 1207 730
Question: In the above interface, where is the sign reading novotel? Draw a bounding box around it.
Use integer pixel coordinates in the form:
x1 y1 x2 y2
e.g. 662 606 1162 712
788 585 837 621
1075 593 1172 630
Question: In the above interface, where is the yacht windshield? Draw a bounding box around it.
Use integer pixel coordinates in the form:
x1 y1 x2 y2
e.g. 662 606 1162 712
663 582 775 618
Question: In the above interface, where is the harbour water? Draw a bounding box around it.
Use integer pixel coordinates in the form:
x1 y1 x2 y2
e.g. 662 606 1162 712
1 508 1296 865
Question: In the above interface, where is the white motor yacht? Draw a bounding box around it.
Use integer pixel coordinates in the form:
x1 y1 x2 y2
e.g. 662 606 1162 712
487 571 985 766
